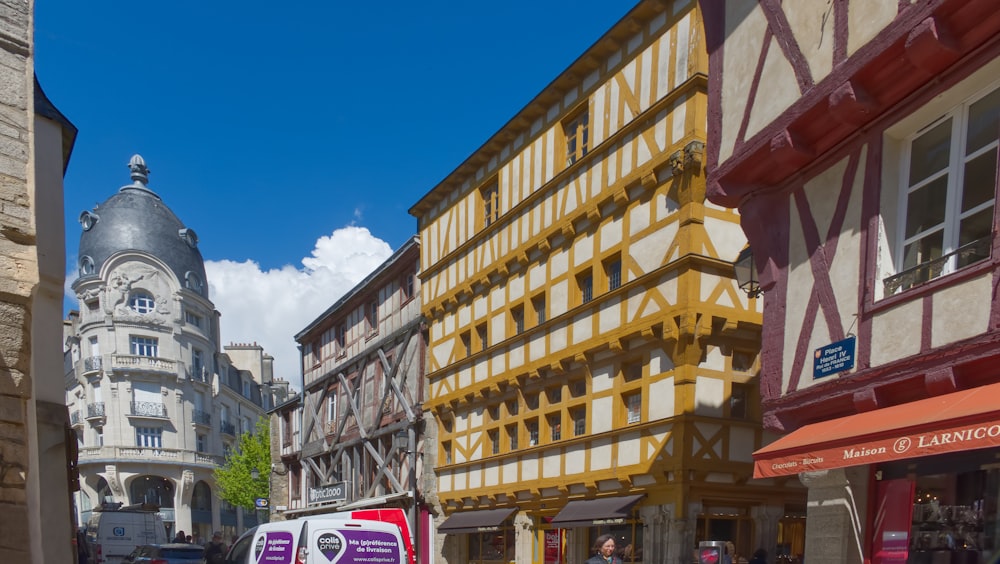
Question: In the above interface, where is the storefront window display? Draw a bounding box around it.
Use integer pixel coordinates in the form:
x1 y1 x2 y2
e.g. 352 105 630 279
468 528 515 564
588 521 644 563
875 451 1000 564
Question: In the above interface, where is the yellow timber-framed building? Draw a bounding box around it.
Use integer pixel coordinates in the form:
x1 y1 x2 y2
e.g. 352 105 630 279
409 1 806 563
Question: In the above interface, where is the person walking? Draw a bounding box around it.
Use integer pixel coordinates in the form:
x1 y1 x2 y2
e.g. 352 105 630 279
172 530 187 543
204 531 227 564
585 534 623 564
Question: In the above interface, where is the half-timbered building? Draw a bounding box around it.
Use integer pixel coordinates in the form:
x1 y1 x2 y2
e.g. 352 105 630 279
280 237 434 561
702 1 1000 563
409 1 804 563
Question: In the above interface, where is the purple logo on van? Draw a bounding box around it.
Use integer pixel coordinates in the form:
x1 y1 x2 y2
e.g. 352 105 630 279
317 532 344 561
256 531 294 563
315 528 401 564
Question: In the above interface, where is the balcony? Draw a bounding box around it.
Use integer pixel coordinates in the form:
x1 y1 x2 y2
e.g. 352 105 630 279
221 420 236 437
111 354 177 376
87 402 106 419
189 365 210 384
77 446 224 467
70 410 82 426
129 401 167 419
192 409 211 426
883 237 991 296
79 355 103 378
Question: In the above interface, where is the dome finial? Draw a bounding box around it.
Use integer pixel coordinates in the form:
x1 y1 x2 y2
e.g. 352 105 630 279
128 154 149 186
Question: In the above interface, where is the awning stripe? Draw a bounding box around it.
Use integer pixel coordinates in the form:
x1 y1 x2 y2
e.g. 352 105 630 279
549 494 644 528
438 507 517 534
753 382 1000 479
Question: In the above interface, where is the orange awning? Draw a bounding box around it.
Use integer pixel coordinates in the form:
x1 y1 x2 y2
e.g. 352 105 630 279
753 381 1000 479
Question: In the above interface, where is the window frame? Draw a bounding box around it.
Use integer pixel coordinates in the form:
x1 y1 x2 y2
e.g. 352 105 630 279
129 292 155 314
130 335 158 357
577 270 594 305
878 63 1000 301
481 178 500 229
563 103 591 166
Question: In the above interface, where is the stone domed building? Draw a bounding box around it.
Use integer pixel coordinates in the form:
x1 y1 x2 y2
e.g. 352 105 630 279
65 155 289 541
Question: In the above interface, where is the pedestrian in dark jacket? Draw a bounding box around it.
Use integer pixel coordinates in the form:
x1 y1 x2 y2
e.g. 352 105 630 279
585 534 622 564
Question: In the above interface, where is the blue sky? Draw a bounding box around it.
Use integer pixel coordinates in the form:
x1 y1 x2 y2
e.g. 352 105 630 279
37 1 639 386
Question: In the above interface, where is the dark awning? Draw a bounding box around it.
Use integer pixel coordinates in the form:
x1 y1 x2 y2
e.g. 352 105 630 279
753 381 1000 479
438 507 517 534
549 494 644 528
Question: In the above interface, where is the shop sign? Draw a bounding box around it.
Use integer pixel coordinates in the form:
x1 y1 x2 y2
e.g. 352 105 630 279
755 419 1000 479
813 336 856 379
308 481 349 505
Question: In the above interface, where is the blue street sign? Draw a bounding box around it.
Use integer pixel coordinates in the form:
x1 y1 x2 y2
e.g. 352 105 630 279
255 498 269 509
813 335 856 379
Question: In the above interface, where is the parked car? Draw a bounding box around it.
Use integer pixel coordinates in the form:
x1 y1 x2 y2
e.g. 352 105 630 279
122 543 204 564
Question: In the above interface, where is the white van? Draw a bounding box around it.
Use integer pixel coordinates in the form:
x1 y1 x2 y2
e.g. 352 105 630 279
85 503 169 564
224 518 408 564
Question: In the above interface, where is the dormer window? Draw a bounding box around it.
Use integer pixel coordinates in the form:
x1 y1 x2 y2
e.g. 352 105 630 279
79 256 95 276
129 292 155 314
179 228 198 249
79 211 99 231
185 271 204 294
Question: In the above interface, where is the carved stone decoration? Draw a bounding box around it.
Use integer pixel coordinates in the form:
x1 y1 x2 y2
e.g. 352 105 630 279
181 469 194 501
105 465 124 497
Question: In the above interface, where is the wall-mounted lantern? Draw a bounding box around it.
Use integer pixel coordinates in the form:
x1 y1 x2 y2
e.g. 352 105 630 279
734 246 761 298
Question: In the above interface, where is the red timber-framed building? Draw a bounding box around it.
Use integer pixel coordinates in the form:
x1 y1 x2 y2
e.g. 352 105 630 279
701 1 1000 563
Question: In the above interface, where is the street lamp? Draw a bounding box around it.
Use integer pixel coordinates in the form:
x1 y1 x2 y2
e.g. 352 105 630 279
734 245 762 299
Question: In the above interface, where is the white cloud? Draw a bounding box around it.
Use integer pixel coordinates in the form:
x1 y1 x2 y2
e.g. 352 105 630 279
206 225 392 391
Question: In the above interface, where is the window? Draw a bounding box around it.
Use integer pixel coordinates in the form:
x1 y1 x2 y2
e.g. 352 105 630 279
460 331 472 358
185 271 203 294
135 426 162 448
571 407 586 436
196 433 206 452
532 294 546 325
129 292 155 314
476 323 488 352
564 105 590 166
548 413 561 441
80 256 95 276
731 383 749 419
442 440 452 465
527 419 539 446
605 256 622 291
489 430 500 455
577 271 593 304
506 399 518 417
242 379 252 399
511 306 525 335
367 300 379 334
626 393 642 424
336 323 347 354
481 179 500 228
401 272 415 302
507 424 519 450
130 336 158 357
185 310 203 328
326 392 338 427
885 79 1000 295
191 348 204 379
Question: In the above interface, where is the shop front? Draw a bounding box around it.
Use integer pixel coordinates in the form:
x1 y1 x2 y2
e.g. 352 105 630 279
753 383 1000 564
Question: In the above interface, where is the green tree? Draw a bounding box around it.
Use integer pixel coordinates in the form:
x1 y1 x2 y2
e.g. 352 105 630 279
214 418 270 510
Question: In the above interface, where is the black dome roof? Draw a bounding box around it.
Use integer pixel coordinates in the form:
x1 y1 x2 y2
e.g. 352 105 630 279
75 155 207 291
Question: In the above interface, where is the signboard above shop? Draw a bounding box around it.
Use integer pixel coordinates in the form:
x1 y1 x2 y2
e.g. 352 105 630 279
308 481 349 505
813 336 856 379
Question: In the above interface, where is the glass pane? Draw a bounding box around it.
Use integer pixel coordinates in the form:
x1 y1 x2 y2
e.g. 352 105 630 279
909 119 952 185
962 150 998 212
966 87 1000 155
902 231 943 270
957 208 993 269
905 176 948 239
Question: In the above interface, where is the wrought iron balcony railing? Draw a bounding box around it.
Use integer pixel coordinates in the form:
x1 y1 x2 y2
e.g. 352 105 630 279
130 401 167 418
192 409 211 426
883 236 991 296
70 410 82 425
221 420 236 436
86 402 106 419
81 355 102 375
